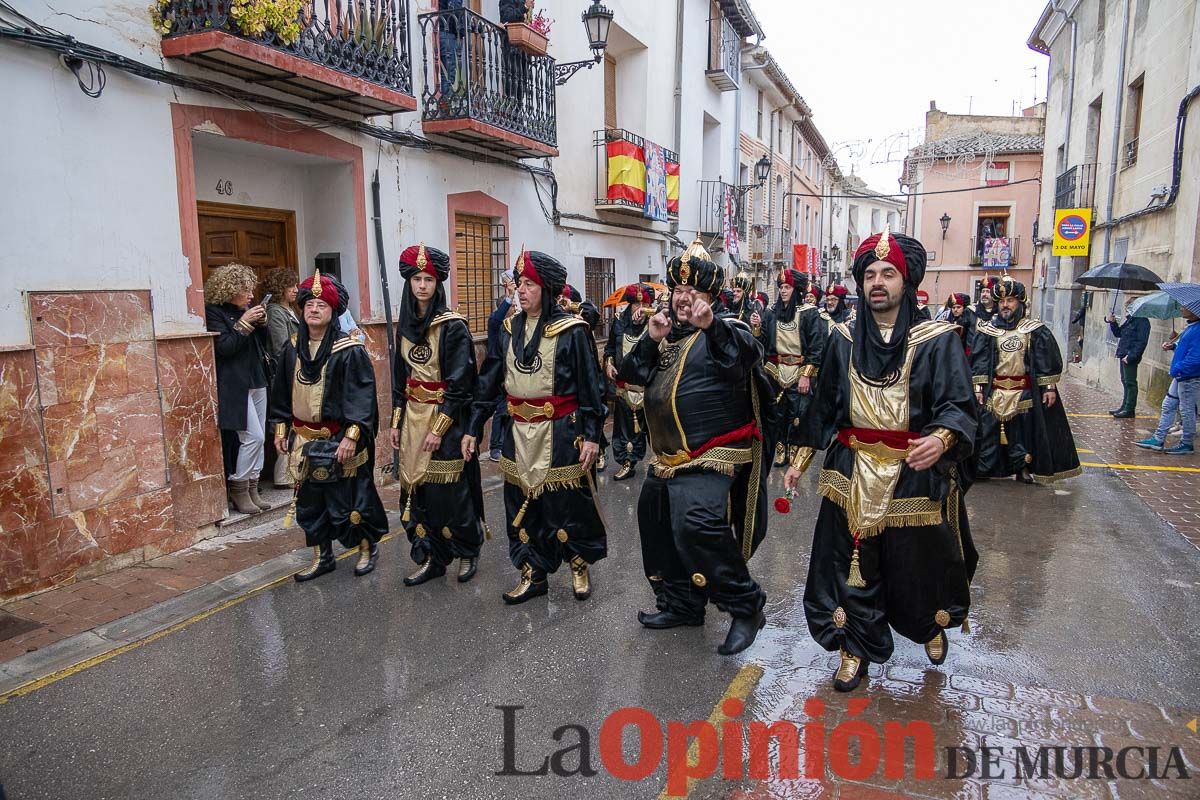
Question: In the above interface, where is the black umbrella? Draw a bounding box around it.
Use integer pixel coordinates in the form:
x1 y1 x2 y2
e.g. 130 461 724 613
1076 262 1166 313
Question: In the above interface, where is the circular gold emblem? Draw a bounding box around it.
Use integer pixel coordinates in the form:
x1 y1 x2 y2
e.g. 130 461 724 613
935 609 951 627
556 529 569 543
415 524 427 538
833 607 847 628
349 510 362 525
691 573 707 588
312 467 330 481
518 529 530 544
441 526 453 540
543 402 555 418
409 343 433 365
658 344 682 371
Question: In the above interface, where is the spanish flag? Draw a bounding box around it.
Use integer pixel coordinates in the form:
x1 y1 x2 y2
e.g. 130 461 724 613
666 158 679 216
607 139 646 206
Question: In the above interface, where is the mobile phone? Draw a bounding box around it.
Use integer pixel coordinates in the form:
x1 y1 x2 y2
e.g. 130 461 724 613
260 293 273 306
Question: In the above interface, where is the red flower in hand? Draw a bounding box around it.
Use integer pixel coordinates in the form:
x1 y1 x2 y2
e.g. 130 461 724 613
774 496 791 514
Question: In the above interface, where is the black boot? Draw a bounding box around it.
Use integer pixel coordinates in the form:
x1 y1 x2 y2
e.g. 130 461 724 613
717 610 766 655
925 630 949 665
457 557 478 583
353 539 379 577
1112 408 1135 418
502 563 548 604
403 559 446 586
832 648 869 692
637 609 705 629
294 543 335 582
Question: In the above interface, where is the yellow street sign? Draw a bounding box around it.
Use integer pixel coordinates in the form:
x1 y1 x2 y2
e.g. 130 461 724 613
1053 208 1092 256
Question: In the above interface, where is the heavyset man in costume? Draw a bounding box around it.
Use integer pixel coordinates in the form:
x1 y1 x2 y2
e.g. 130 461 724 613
971 276 1081 484
270 270 389 582
766 268 827 467
604 284 654 482
389 244 486 587
465 250 607 604
820 284 855 331
618 240 772 655
785 227 979 692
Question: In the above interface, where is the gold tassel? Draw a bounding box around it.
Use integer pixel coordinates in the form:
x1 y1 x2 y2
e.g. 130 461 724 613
846 533 867 588
999 422 1008 446
633 414 640 435
961 617 971 634
512 495 531 528
283 495 297 529
401 490 413 523
484 522 493 541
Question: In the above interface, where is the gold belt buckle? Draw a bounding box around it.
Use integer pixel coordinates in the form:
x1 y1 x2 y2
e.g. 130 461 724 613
847 434 911 462
657 450 691 468
408 384 445 404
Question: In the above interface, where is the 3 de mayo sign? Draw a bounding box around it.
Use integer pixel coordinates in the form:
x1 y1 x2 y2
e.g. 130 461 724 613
1053 208 1091 256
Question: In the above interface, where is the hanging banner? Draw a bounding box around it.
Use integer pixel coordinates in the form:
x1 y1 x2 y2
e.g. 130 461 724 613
982 237 1012 269
793 244 808 271
1053 208 1091 256
724 186 741 260
666 158 679 219
643 141 669 222
606 138 645 207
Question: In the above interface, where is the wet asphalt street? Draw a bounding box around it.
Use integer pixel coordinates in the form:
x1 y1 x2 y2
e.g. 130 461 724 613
1 462 1198 800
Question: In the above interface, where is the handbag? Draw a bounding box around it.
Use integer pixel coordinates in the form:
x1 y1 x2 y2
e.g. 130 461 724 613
301 439 341 484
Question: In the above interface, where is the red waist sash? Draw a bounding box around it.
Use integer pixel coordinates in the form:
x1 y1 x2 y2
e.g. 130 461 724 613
836 427 920 455
767 354 805 365
406 378 448 404
507 394 579 423
293 418 342 436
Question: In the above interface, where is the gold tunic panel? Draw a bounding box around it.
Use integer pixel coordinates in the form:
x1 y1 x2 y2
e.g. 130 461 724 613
617 330 647 409
397 317 466 490
504 316 559 494
770 318 803 388
977 321 1034 423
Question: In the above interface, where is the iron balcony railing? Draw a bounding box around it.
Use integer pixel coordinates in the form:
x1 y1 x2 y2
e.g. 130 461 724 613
698 180 745 240
705 16 740 91
161 0 413 97
418 8 557 149
594 129 679 219
970 235 1020 268
1054 163 1098 209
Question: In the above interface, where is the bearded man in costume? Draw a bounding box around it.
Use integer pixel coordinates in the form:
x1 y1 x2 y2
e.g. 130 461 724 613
618 240 772 655
820 284 855 331
465 251 607 603
270 270 388 581
765 268 827 467
971 276 1081 484
390 244 486 586
785 227 979 691
604 284 654 482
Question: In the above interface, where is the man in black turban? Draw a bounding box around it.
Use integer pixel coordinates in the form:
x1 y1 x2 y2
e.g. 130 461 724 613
389 244 487 586
618 240 773 655
269 269 388 581
785 227 979 691
466 250 608 604
764 268 827 467
604 284 655 481
971 276 1081 484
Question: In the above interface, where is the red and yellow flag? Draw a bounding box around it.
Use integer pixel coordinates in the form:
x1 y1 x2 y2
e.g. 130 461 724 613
606 139 646 206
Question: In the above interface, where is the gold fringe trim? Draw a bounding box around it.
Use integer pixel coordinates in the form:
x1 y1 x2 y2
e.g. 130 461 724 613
1032 465 1083 485
499 458 586 498
650 446 753 481
1037 374 1061 386
819 470 944 538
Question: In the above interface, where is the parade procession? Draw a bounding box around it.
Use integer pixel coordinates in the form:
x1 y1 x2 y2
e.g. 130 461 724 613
3 0 1200 797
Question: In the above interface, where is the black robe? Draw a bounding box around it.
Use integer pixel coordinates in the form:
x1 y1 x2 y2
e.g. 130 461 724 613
268 333 388 549
724 294 771 358
764 303 827 452
618 316 771 619
469 313 607 574
604 308 649 467
391 313 485 567
970 317 1082 482
796 320 979 664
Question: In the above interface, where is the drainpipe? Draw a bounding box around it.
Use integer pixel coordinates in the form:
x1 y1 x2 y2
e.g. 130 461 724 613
671 0 685 237
1102 0 1132 265
1050 0 1078 164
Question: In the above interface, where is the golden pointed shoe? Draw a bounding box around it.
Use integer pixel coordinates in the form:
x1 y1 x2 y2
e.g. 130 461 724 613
294 544 336 582
353 538 378 577
613 463 636 481
925 630 949 665
457 557 478 583
833 648 869 692
503 563 548 605
569 555 592 601
403 559 446 586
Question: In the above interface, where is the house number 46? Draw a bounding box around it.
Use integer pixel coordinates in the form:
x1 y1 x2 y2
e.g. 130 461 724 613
216 179 233 196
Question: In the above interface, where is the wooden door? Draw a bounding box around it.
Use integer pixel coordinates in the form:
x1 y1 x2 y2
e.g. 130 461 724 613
454 213 497 337
197 201 299 298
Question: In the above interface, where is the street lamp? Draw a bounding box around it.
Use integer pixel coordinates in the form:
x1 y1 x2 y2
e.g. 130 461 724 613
554 1 615 85
754 154 771 186
940 213 952 239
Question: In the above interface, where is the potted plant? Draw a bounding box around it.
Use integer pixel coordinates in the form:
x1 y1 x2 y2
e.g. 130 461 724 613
505 3 552 57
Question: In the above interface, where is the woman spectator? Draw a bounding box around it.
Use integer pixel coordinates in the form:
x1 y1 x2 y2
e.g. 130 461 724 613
204 264 273 515
262 268 300 489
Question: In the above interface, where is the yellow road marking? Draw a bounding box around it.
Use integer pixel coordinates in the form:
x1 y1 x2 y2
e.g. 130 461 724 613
657 663 764 799
1081 462 1200 474
1068 413 1156 419
0 533 397 705
1076 448 1095 454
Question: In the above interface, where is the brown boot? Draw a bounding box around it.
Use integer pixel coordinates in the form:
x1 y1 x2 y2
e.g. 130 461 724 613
247 477 272 510
228 480 259 515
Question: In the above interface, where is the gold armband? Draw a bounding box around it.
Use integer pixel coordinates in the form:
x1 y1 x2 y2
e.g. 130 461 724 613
430 413 454 437
798 364 819 379
928 427 958 453
390 408 403 429
274 422 288 440
343 424 361 442
790 446 815 474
